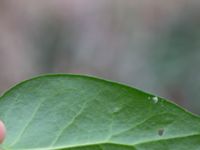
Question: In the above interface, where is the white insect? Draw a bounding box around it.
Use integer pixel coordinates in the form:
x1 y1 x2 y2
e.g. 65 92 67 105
152 96 159 104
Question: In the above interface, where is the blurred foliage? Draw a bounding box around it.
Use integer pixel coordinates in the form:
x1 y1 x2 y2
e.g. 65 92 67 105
151 9 200 114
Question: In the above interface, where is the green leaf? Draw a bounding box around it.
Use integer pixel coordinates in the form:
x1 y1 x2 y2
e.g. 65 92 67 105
0 74 199 150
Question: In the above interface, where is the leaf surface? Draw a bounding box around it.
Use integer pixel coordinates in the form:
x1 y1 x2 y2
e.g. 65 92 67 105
0 75 199 150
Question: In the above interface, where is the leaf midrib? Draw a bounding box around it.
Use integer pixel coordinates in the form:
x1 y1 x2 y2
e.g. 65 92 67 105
6 133 200 150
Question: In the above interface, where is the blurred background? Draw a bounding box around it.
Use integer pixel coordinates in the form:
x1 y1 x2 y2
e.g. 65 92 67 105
0 0 200 114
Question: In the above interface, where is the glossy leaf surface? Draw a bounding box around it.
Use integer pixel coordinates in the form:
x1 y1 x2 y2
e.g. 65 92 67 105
0 75 199 150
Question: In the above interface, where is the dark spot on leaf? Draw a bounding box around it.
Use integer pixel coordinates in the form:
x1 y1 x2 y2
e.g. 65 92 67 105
158 128 164 136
